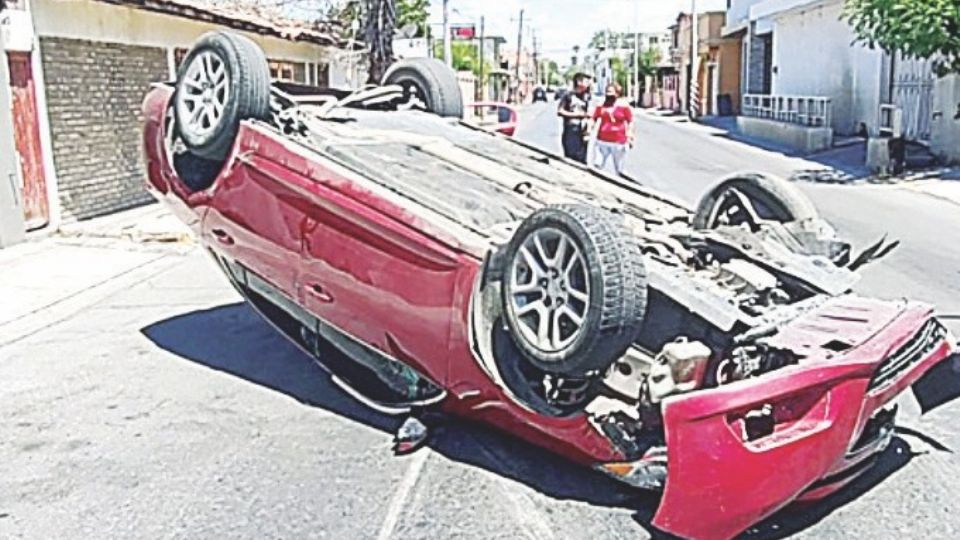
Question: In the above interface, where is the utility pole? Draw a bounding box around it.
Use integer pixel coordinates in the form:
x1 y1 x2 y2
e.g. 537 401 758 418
364 0 397 84
478 16 485 101
689 0 699 118
532 34 540 84
634 31 640 105
633 0 640 105
442 0 452 67
514 8 524 92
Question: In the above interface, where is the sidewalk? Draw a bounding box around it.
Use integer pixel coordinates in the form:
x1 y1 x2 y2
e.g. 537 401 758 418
900 174 960 207
58 202 192 243
0 203 193 346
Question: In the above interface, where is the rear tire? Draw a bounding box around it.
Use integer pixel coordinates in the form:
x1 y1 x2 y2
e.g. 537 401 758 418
174 31 271 163
693 173 818 230
501 205 648 377
383 58 464 118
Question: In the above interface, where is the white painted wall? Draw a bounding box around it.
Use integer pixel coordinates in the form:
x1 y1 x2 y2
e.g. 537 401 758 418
770 0 883 135
729 0 766 27
931 74 960 164
30 0 354 83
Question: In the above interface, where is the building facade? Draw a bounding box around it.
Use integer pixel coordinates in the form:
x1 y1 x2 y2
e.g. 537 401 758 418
669 11 742 117
0 0 358 246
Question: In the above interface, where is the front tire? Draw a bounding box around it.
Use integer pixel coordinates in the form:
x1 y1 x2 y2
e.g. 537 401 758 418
501 205 648 377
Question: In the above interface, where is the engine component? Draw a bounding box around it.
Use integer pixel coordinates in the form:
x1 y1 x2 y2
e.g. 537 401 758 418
543 374 593 406
716 258 778 296
647 338 712 403
602 347 655 400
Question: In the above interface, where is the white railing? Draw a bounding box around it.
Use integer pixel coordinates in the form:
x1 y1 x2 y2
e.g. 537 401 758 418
742 94 832 128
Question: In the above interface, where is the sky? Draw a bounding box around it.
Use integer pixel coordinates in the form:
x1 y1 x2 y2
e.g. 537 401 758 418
427 0 728 63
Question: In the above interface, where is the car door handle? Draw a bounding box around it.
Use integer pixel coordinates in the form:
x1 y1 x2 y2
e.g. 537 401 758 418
307 283 335 303
211 228 235 246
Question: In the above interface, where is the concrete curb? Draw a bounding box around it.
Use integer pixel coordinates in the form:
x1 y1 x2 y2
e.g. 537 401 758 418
898 179 960 207
56 202 194 244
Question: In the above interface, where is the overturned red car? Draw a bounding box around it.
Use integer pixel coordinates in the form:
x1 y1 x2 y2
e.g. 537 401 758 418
142 32 956 539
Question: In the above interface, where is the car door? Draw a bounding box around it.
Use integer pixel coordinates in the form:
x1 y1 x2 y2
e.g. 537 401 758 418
202 132 313 300
297 169 465 390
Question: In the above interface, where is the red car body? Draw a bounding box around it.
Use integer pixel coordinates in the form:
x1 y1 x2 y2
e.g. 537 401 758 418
464 102 519 137
142 85 955 540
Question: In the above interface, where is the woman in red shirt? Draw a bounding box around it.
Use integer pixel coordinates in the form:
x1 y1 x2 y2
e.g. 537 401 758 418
592 83 634 176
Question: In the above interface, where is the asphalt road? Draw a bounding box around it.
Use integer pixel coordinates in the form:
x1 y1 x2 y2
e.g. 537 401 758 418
2 106 959 540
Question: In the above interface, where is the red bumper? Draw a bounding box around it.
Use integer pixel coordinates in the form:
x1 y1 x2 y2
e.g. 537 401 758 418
652 304 955 540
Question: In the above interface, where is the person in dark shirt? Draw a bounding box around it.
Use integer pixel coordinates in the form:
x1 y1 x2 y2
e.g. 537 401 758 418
557 73 593 163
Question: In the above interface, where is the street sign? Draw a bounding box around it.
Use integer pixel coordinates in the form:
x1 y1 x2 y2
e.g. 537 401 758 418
450 24 476 40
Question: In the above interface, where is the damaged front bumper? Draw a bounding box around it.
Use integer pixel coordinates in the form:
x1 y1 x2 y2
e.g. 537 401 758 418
599 306 954 540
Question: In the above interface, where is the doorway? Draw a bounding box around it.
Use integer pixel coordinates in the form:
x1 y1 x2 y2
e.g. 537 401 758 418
7 51 49 230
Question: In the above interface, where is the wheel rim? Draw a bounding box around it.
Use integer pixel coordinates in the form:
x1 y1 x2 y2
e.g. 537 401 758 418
706 188 766 229
397 79 428 110
176 51 230 139
508 227 590 354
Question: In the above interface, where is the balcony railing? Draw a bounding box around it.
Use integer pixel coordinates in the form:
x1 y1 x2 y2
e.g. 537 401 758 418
742 94 832 128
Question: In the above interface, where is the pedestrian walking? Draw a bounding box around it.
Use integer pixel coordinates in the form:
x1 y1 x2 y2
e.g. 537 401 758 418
591 83 634 176
557 73 592 163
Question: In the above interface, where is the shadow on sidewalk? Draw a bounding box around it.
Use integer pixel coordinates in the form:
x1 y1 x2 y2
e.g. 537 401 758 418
142 301 948 538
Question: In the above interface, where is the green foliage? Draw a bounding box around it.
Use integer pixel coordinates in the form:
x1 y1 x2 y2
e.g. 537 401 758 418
322 0 362 39
432 41 491 79
843 0 960 75
397 0 430 38
609 57 630 90
589 29 639 51
544 60 561 86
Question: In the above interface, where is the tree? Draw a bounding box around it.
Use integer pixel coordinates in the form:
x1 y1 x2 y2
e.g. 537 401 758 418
396 0 430 38
432 41 490 79
544 60 561 86
363 0 396 84
844 0 960 76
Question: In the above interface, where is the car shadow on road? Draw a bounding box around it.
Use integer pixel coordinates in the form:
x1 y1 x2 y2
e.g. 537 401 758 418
142 302 955 539
140 302 654 512
737 437 920 539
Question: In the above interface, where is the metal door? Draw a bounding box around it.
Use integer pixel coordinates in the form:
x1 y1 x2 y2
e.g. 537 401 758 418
892 52 935 142
7 51 48 230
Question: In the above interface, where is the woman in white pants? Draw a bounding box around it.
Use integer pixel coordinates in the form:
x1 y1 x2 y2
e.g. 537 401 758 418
592 83 634 176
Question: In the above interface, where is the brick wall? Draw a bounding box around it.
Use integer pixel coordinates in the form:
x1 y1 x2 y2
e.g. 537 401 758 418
40 37 168 221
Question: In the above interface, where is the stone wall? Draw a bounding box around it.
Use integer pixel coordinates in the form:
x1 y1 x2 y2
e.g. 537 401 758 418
39 37 167 221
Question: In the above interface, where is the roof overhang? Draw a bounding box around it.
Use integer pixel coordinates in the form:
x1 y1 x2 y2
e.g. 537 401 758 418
721 21 749 38
95 0 360 49
749 0 837 21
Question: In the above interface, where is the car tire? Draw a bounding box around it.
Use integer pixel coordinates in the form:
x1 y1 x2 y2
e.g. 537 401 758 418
382 58 464 118
693 173 818 229
174 31 271 162
501 204 648 377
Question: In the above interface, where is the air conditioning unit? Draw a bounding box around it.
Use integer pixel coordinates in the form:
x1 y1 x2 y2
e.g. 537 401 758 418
1 10 35 53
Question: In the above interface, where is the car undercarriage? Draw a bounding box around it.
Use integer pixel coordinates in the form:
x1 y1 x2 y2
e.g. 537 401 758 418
143 31 958 540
